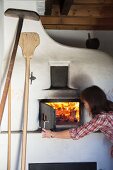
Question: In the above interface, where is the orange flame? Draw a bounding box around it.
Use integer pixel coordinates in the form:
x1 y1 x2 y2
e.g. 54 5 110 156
46 102 80 122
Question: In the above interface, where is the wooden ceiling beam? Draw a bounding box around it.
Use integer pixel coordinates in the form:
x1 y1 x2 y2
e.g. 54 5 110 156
40 16 113 30
68 5 113 18
60 0 73 15
43 0 113 30
42 25 113 30
45 0 54 15
73 0 113 4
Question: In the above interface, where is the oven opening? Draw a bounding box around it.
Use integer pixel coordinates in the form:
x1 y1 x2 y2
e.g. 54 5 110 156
39 99 81 130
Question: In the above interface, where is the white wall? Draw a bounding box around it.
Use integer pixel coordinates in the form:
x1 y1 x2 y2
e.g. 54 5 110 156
46 30 113 57
0 0 4 82
0 1 113 170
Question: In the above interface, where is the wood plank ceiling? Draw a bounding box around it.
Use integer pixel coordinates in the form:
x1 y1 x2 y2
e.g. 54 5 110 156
40 0 113 30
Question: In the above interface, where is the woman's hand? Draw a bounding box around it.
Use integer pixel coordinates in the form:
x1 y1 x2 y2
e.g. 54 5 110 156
42 129 71 139
42 129 55 138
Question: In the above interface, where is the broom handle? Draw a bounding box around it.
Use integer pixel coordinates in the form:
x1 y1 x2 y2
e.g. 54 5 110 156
19 32 40 170
21 58 30 170
7 83 11 170
0 17 23 124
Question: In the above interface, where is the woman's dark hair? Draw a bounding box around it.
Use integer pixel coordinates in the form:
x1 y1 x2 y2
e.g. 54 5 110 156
80 85 113 116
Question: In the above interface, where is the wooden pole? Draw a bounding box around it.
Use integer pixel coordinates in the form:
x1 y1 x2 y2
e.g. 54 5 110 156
0 8 40 124
0 18 23 124
7 83 11 170
19 32 40 170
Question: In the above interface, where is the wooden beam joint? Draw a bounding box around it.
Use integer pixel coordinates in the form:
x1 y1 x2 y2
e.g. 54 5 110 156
60 0 73 15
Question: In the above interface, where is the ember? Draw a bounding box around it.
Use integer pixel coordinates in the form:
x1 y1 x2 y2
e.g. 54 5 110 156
46 102 80 124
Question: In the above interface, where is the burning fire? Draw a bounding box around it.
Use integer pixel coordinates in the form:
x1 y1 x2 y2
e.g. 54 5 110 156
46 102 80 123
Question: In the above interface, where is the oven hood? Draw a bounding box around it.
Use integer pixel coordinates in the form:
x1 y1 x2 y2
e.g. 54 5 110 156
46 66 78 90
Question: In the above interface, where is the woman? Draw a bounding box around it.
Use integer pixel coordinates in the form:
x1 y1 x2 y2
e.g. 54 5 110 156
42 85 113 157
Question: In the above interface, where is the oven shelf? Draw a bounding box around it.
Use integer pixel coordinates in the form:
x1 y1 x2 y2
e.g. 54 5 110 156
0 128 42 134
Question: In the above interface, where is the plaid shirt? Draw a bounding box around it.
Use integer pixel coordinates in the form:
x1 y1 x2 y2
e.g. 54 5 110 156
69 111 113 143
